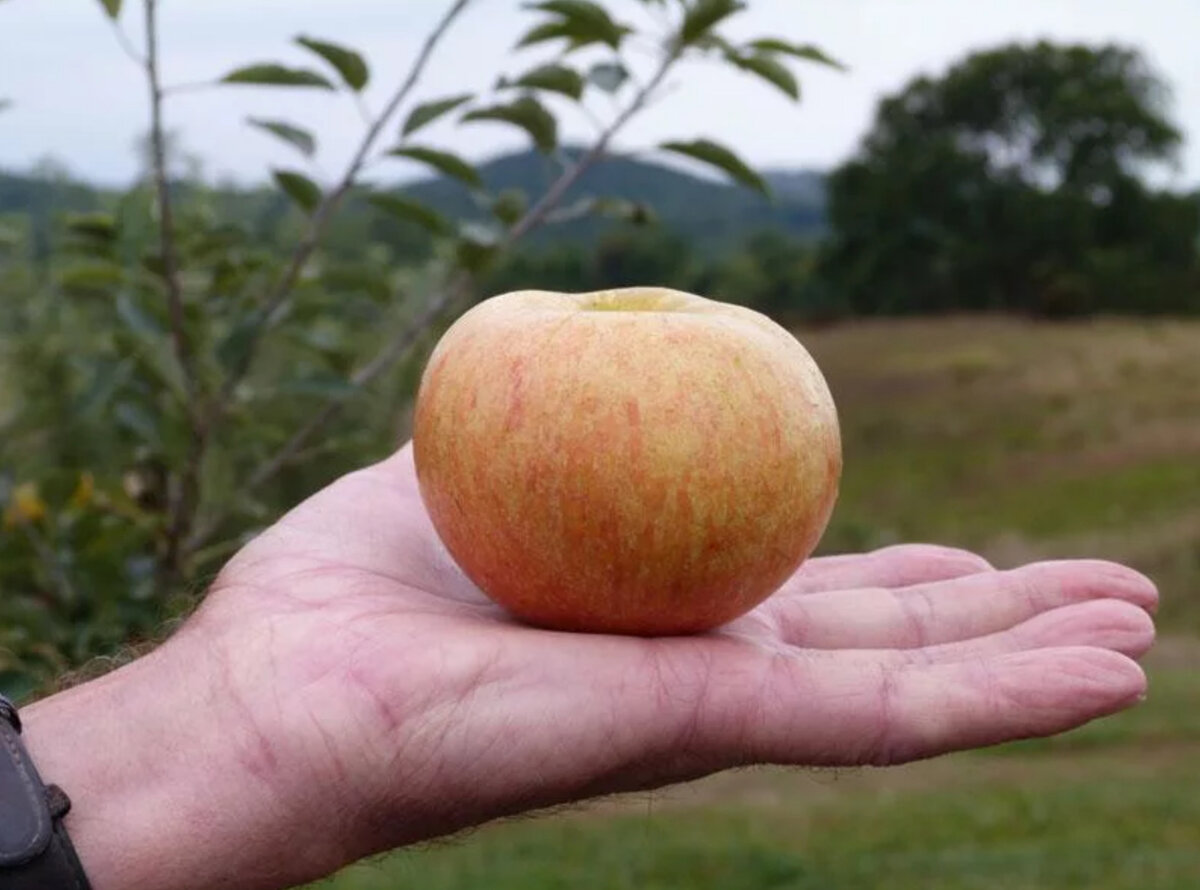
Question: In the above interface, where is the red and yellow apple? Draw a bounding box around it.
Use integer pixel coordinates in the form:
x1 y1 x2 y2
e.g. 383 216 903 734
412 287 841 635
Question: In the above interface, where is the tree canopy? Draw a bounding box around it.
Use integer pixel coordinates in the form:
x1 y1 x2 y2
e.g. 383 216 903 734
823 41 1200 316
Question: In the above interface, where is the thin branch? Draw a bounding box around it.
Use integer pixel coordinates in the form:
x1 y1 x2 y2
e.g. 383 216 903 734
214 0 476 407
251 280 465 492
108 18 146 67
144 0 192 399
542 196 604 225
279 49 682 463
183 279 466 552
145 0 204 590
639 78 683 114
353 93 374 128
184 46 688 555
624 34 667 62
505 48 680 247
577 98 609 137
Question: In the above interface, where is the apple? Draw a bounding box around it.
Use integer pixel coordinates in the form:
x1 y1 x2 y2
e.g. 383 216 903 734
412 287 841 635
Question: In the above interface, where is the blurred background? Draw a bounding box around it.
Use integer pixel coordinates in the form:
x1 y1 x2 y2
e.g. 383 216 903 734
2 1 1199 887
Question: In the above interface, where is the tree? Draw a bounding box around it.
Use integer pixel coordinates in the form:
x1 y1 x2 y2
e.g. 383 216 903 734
0 0 844 695
821 41 1199 316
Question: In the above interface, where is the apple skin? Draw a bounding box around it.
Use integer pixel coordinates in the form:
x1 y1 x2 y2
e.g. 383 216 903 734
412 287 841 636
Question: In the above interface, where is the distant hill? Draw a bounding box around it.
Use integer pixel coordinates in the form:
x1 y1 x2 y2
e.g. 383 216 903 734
398 148 826 249
0 150 827 255
763 169 827 206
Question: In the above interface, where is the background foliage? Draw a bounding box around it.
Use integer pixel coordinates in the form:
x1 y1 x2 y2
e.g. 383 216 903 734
1 0 854 694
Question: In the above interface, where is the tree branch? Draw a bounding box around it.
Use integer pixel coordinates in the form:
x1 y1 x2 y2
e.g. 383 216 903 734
250 279 466 492
183 278 466 553
183 46 687 555
144 0 206 590
214 0 477 406
505 49 679 247
144 0 192 400
108 18 146 67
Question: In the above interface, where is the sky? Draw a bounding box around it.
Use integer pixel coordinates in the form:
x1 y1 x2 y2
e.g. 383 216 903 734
2 0 1200 189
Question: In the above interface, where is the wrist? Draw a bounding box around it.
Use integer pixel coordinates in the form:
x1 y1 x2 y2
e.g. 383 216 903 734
17 623 342 890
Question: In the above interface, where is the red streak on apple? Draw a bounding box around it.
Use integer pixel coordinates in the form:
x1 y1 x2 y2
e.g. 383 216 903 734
413 287 842 636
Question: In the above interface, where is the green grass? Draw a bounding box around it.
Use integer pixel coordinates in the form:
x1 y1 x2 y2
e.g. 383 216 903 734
309 317 1200 890
327 791 1200 890
808 316 1200 632
829 455 1200 552
322 787 1200 890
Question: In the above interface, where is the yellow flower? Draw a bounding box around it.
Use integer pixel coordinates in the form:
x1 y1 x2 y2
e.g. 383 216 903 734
69 472 95 510
3 482 48 528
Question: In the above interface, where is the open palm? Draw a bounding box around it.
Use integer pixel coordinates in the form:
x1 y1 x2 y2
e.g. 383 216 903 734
194 442 1156 879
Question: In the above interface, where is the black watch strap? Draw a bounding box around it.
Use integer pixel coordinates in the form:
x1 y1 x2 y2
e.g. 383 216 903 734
0 694 92 890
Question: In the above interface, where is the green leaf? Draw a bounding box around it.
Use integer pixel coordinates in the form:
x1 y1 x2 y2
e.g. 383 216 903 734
462 96 557 154
747 39 847 71
694 33 736 55
727 52 799 100
456 224 502 273
216 311 268 374
588 62 628 93
295 35 370 91
141 253 167 279
491 189 529 226
517 0 630 50
659 138 766 194
515 21 574 49
386 147 482 189
116 292 166 339
506 63 585 100
401 94 473 138
368 194 452 235
221 64 335 90
529 1 629 47
56 261 124 297
680 0 747 46
272 169 323 213
98 0 122 19
64 212 118 244
319 263 393 301
247 118 317 158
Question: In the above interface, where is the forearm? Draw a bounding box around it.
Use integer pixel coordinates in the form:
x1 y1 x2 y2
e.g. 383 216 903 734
18 629 339 890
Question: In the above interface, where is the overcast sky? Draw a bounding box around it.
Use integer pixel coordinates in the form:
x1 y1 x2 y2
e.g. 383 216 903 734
2 0 1199 188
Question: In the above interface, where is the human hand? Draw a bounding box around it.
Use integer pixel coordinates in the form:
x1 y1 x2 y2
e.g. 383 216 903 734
22 443 1157 890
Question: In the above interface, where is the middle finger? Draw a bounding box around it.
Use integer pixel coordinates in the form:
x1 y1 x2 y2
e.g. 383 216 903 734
763 559 1158 650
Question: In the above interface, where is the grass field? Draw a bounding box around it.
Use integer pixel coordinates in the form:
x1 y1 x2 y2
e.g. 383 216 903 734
316 315 1200 890
811 317 1200 633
